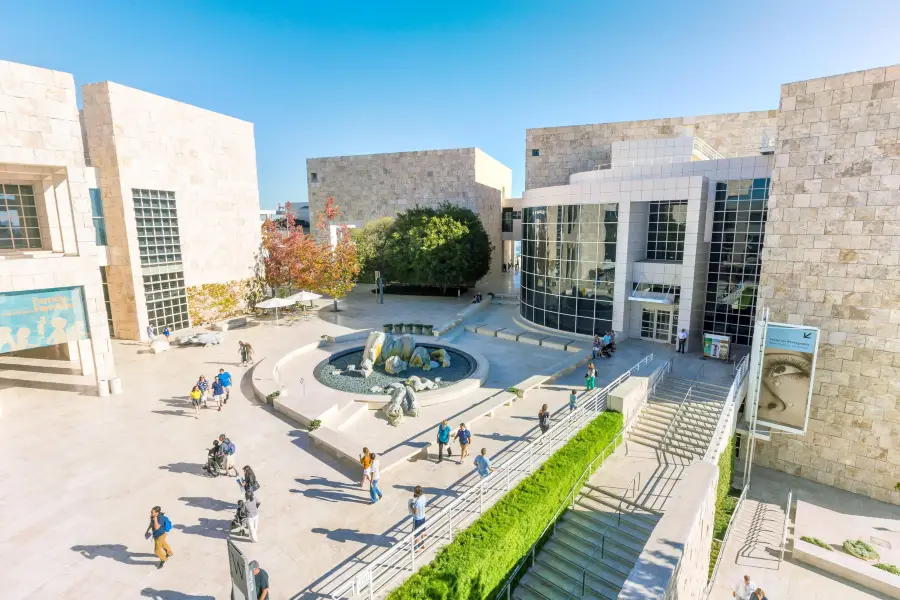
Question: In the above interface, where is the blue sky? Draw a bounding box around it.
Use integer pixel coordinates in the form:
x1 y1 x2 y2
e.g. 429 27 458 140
2 1 899 209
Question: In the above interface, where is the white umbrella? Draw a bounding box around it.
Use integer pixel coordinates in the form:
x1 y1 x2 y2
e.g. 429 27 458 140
283 291 322 305
255 296 297 325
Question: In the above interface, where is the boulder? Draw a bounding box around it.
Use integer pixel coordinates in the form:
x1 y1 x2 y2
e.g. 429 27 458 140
375 333 393 365
384 355 409 375
150 339 170 354
403 385 420 416
196 332 223 346
360 331 386 376
409 346 430 369
406 376 437 392
369 386 385 394
384 338 403 360
397 334 416 361
380 385 406 426
430 348 451 367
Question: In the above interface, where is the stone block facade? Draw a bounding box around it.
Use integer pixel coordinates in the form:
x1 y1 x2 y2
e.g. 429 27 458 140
0 60 116 381
526 111 777 190
82 82 261 339
755 64 900 505
307 148 511 277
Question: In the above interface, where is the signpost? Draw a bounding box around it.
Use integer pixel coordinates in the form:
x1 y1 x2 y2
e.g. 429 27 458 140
743 308 820 487
228 539 255 600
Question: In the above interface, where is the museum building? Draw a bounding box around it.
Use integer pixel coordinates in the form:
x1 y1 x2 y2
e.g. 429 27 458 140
0 60 262 392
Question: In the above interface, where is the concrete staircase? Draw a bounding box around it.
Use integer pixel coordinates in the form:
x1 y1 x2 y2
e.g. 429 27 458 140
627 377 730 460
514 484 661 599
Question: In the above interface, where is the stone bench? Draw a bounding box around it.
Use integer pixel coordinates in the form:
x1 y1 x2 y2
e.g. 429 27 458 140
511 374 553 398
518 332 547 346
496 328 525 342
210 316 248 331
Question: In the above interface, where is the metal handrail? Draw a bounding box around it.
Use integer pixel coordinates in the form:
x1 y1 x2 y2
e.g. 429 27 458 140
617 472 641 527
703 354 750 462
780 489 793 562
576 537 605 599
703 484 750 598
333 354 655 600
658 386 692 455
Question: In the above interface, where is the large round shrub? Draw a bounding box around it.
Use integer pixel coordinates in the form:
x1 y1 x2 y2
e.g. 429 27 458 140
844 539 880 561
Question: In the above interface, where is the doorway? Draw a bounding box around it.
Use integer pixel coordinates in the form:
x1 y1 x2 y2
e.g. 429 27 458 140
641 308 674 343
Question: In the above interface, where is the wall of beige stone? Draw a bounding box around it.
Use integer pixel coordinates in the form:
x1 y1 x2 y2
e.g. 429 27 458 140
0 60 115 380
525 111 777 190
83 82 261 339
755 64 900 504
307 147 510 279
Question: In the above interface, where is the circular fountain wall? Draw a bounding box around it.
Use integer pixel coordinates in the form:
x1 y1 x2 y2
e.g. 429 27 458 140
313 344 477 395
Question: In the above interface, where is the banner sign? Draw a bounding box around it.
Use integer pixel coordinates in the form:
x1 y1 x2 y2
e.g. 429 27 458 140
0 287 90 354
755 323 819 434
227 539 255 600
702 333 730 361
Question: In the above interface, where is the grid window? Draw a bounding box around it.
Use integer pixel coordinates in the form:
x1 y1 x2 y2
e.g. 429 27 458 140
0 184 41 250
703 178 769 346
143 270 190 331
133 189 182 267
647 200 687 261
90 188 108 246
99 267 114 337
520 204 618 336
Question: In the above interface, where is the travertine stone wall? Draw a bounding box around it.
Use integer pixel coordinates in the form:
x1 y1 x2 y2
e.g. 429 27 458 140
526 111 777 190
0 60 115 379
307 147 511 278
755 64 900 504
83 82 261 339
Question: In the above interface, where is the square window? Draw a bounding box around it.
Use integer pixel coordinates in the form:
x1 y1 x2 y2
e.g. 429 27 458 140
310 172 318 183
531 149 540 157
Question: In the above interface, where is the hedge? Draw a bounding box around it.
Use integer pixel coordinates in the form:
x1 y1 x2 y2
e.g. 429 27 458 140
387 411 623 600
709 436 738 578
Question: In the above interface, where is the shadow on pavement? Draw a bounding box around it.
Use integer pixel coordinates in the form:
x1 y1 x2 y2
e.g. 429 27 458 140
71 544 157 565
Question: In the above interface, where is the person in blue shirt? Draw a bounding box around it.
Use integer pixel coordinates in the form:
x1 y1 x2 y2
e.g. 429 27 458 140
218 368 233 402
436 419 451 463
145 506 173 569
212 377 225 412
474 448 496 479
569 390 578 412
408 485 426 549
452 423 472 465
197 375 210 408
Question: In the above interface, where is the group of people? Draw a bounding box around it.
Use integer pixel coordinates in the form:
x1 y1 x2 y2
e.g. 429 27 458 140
359 448 384 503
146 323 172 346
734 574 769 600
189 368 232 416
500 260 519 273
435 420 473 464
591 332 616 359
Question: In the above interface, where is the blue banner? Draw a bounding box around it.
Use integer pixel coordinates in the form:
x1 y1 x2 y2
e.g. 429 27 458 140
765 324 818 354
0 287 90 354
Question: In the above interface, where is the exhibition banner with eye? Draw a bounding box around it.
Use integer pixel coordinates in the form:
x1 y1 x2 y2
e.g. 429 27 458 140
756 323 820 434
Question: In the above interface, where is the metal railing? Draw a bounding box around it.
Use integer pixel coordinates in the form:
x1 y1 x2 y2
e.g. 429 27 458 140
780 489 793 562
577 537 606 599
618 472 642 527
703 354 750 463
703 484 750 598
692 137 726 160
332 354 655 600
657 385 693 455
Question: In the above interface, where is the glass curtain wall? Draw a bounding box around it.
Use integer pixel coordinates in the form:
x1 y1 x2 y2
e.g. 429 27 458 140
703 178 769 346
520 204 618 335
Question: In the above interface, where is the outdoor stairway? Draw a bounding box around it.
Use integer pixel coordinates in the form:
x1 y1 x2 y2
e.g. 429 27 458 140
627 377 730 460
514 484 661 599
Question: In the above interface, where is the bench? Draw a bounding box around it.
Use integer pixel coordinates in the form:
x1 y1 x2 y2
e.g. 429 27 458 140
512 375 553 399
210 316 248 331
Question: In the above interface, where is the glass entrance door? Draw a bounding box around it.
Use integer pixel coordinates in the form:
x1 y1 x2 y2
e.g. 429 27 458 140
641 308 674 343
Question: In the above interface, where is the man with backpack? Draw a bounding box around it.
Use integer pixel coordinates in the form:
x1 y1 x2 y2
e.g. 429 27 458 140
219 434 238 477
145 506 173 569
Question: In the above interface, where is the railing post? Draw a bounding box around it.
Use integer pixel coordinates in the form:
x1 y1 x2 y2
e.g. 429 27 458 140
368 570 374 600
410 533 415 572
447 510 452 542
479 481 484 514
505 463 510 491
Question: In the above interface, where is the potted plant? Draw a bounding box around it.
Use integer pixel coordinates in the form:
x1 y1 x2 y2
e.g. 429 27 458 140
422 324 434 336
402 323 412 334
393 324 404 334
383 324 393 333
413 324 423 334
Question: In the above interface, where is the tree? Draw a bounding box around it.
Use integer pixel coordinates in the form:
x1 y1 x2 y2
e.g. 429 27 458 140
352 216 394 283
384 203 492 289
313 197 361 311
260 202 319 298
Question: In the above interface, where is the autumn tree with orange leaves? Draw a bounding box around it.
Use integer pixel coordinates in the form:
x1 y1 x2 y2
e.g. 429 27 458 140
259 198 360 310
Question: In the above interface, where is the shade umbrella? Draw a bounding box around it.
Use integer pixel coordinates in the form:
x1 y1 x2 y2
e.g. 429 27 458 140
284 291 322 309
255 296 297 326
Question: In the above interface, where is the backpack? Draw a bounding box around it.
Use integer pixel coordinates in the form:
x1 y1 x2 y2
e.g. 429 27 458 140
223 440 235 455
163 516 172 533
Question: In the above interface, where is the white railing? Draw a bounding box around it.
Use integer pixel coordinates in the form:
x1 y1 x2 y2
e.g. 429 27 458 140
330 354 655 600
703 354 750 463
780 489 793 562
692 137 726 161
703 484 750 599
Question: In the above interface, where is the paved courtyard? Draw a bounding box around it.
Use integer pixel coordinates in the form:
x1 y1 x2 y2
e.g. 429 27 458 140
1 287 704 599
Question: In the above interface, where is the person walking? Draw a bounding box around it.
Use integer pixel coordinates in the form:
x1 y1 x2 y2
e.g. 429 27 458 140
211 376 225 411
239 342 254 366
219 434 238 476
239 465 261 498
453 423 472 465
408 485 426 548
592 334 601 359
569 390 578 413
189 385 202 418
196 375 210 408
733 575 757 599
144 506 173 569
538 404 551 435
359 447 372 488
147 324 156 346
474 448 496 479
218 368 233 402
753 589 768 600
436 419 452 463
249 560 270 600
245 490 261 542
369 452 383 504
585 363 597 391
163 325 171 341
677 328 688 353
